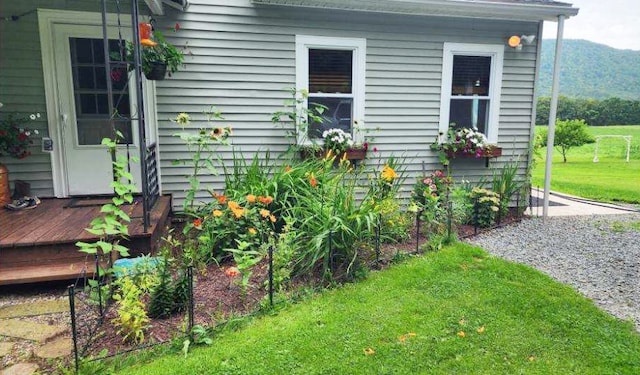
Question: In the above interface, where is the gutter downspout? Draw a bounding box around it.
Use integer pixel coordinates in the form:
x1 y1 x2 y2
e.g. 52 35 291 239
543 14 565 218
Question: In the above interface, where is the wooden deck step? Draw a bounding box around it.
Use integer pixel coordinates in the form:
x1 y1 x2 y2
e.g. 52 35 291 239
0 261 96 285
0 195 172 285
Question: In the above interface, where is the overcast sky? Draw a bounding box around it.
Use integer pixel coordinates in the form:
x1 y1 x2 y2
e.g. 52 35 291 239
542 0 640 51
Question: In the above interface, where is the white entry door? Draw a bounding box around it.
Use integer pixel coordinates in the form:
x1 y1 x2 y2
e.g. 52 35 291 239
53 24 143 195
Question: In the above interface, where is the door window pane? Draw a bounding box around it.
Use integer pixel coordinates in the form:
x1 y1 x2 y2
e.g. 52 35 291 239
309 49 352 93
308 97 353 138
69 37 132 145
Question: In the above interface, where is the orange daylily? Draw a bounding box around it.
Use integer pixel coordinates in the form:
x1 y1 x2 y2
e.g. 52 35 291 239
213 192 227 205
193 218 202 229
309 173 318 188
246 194 256 203
224 267 240 277
228 201 245 219
258 195 273 205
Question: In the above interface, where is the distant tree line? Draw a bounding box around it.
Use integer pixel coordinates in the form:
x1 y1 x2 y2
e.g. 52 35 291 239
536 96 640 126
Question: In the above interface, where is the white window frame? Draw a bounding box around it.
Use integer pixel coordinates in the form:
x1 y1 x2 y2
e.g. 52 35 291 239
438 43 504 144
295 35 366 145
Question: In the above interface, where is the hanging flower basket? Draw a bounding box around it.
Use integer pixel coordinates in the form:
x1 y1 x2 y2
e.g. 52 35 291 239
144 62 167 80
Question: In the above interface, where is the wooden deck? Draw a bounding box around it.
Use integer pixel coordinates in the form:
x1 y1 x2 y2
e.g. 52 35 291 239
0 195 172 285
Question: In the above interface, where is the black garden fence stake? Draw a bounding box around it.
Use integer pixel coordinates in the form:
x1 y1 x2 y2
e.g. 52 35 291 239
187 266 194 333
268 245 274 307
94 254 103 322
68 285 79 374
496 193 502 227
447 201 453 240
415 211 421 253
375 214 381 264
473 197 479 236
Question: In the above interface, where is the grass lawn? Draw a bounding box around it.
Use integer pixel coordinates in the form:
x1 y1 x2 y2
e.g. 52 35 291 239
113 244 640 375
532 125 640 203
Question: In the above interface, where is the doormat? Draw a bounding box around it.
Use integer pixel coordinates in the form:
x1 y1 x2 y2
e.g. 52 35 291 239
64 196 141 209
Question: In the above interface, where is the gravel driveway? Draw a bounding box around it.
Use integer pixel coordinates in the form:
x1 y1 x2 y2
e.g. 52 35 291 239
467 214 640 331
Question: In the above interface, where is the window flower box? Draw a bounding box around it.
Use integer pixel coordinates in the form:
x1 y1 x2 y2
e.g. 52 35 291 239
445 145 502 159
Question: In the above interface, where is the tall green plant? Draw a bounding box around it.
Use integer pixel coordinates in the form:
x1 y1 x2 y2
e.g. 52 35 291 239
491 159 524 215
76 133 136 258
171 109 231 214
271 88 327 154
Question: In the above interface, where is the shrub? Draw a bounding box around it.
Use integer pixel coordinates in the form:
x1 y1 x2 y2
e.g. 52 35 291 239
112 276 150 344
469 188 500 228
148 258 175 319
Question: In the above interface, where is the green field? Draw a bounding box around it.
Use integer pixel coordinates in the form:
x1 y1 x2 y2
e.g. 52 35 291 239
532 125 640 203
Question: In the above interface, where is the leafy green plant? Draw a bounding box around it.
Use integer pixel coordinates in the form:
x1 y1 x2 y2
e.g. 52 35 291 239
148 257 175 319
271 88 327 153
491 159 524 216
182 325 213 358
112 275 150 344
226 241 264 295
76 134 135 259
118 27 186 77
171 109 231 214
469 187 500 228
173 269 190 313
270 218 297 291
410 170 453 236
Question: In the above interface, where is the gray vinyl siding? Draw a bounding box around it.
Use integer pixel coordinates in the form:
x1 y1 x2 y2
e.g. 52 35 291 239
0 0 130 197
155 0 539 209
1 0 539 207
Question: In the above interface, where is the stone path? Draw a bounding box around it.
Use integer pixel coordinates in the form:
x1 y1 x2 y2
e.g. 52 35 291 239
0 319 67 342
1 363 39 375
0 298 72 374
0 300 68 319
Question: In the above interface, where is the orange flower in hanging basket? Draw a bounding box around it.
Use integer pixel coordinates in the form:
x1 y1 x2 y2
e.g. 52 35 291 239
140 38 158 47
139 22 152 40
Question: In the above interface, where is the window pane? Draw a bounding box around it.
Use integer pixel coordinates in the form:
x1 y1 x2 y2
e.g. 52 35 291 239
449 98 489 134
77 119 112 145
77 67 95 89
79 94 97 115
73 38 93 63
309 49 352 93
451 56 491 96
308 97 353 139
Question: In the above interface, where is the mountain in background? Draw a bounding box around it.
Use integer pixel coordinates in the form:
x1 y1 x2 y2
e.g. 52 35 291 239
538 39 640 100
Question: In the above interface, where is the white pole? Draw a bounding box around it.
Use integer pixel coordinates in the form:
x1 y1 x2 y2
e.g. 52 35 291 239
543 15 566 218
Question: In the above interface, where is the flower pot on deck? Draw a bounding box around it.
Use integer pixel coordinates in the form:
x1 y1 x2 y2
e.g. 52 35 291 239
0 163 11 206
